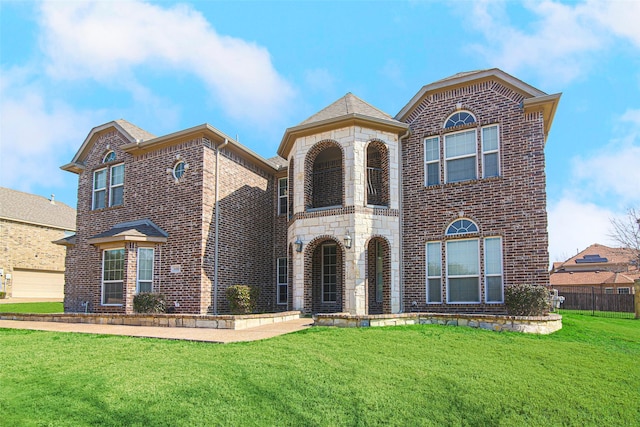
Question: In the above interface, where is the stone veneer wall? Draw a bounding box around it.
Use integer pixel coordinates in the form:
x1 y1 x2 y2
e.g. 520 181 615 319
315 312 563 335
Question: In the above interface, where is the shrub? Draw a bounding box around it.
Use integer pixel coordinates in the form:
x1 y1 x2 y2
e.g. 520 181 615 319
504 284 550 316
0 292 6 299
133 293 167 313
226 285 260 314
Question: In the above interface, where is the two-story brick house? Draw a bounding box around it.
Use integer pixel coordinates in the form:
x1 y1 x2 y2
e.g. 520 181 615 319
62 68 560 315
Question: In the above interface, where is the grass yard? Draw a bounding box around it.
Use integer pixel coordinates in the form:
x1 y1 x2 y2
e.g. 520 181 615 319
0 301 63 313
1 313 638 426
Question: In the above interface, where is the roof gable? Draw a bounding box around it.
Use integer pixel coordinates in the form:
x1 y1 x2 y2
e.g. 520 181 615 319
395 68 561 141
61 119 156 174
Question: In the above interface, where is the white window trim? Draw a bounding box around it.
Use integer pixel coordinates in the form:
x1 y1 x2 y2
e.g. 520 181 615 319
426 241 442 304
92 168 107 210
424 136 440 187
101 248 124 306
484 237 504 304
481 124 500 178
137 247 154 293
444 128 478 184
322 244 337 303
617 287 630 294
109 163 124 207
604 287 614 294
277 257 288 305
444 111 477 128
278 177 288 216
445 238 481 304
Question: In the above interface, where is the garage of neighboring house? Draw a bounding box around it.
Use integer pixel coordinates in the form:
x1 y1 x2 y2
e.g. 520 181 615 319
0 187 76 300
11 269 65 298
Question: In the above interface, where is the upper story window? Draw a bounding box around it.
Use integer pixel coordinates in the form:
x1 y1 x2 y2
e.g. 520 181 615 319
173 161 186 180
426 111 500 186
92 163 124 210
424 136 440 186
482 125 500 178
446 219 479 235
110 164 124 207
445 129 477 183
278 177 288 216
103 151 116 163
366 142 389 206
93 168 107 209
445 111 475 128
310 145 343 209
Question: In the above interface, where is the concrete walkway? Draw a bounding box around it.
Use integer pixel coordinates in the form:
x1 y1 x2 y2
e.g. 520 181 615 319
0 317 313 343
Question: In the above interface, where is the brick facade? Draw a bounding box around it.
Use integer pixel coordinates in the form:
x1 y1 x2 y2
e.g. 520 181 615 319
63 69 560 316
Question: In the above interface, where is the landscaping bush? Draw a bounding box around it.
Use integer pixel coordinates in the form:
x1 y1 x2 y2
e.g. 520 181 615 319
133 293 167 313
0 292 6 299
504 284 550 316
226 285 260 314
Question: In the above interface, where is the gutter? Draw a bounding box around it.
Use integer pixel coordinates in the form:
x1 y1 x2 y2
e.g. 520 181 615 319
213 138 229 315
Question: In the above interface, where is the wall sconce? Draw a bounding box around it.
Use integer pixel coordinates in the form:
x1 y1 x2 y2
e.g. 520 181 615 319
295 237 303 253
344 232 352 249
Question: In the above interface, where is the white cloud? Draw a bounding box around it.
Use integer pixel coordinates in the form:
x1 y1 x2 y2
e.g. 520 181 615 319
467 0 640 84
37 1 295 127
547 198 617 263
569 109 640 209
0 68 100 195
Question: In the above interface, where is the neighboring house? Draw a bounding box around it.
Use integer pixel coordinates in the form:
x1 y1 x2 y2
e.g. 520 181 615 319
0 187 76 298
61 68 560 315
550 243 640 294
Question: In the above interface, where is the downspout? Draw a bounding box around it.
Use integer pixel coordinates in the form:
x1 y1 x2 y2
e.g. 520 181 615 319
213 138 229 315
398 128 410 313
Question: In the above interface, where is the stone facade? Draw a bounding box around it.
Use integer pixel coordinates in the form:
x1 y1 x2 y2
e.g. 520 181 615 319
62 69 560 317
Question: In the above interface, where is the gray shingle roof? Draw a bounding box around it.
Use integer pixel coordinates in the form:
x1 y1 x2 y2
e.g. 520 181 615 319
114 119 156 142
0 187 76 230
88 219 168 240
299 93 395 125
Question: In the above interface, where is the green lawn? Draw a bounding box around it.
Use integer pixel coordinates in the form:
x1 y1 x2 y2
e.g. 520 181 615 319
0 301 63 313
1 313 638 426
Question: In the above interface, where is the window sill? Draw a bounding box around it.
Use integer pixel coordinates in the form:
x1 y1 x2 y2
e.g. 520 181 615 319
306 205 342 212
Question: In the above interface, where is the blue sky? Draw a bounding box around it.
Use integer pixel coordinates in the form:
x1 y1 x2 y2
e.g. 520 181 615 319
1 0 639 263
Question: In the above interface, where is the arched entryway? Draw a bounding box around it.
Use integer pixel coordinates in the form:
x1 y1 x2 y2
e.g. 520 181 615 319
367 236 391 314
304 237 345 314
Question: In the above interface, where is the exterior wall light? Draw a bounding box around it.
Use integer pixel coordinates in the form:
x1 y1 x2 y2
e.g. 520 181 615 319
295 237 303 253
344 232 352 249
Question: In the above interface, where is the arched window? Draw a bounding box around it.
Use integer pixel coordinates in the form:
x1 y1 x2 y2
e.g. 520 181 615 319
446 219 478 235
366 142 389 206
309 144 343 209
444 111 476 128
103 151 116 163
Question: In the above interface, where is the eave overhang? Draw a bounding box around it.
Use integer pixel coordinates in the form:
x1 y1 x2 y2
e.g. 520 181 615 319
277 114 410 159
121 123 279 172
522 93 562 142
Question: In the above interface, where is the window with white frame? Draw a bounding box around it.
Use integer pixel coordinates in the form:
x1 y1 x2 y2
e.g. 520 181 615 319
604 287 614 294
617 287 630 294
484 237 503 303
426 241 442 303
445 111 476 128
424 136 440 186
322 244 337 303
137 247 154 293
103 151 116 163
482 125 500 178
102 248 124 305
446 239 480 303
278 178 288 216
444 129 477 183
277 257 288 304
93 168 107 210
110 164 124 207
